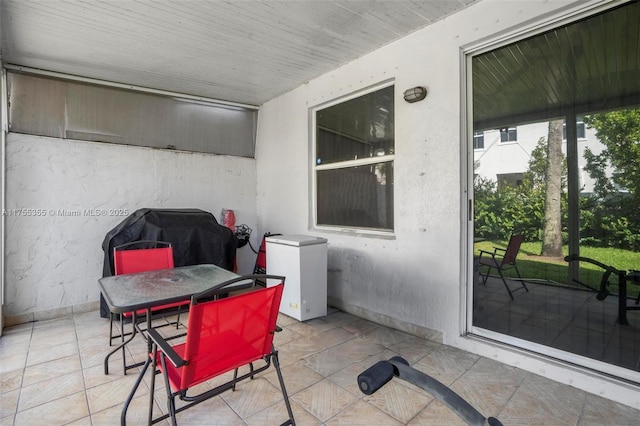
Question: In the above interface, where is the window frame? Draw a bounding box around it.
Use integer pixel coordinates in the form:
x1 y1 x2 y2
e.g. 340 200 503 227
499 127 518 143
6 69 258 157
311 81 395 236
463 0 640 385
473 131 485 150
563 119 586 140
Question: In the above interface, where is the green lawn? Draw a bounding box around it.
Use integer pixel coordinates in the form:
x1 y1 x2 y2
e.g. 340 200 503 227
475 240 640 298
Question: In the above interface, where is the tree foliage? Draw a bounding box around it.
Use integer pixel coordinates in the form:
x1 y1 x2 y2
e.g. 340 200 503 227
474 175 547 242
475 109 640 250
583 109 640 198
475 136 567 243
582 108 640 250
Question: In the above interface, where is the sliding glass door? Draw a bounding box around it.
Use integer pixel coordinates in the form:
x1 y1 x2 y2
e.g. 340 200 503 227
468 2 640 379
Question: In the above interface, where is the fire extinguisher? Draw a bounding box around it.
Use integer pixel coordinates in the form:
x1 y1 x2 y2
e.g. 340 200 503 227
221 208 236 231
221 209 237 271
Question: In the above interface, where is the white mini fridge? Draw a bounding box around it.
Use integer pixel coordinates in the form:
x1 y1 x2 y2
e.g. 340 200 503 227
265 234 328 321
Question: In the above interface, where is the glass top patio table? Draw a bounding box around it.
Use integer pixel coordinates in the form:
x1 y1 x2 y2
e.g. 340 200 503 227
99 264 242 375
99 263 240 314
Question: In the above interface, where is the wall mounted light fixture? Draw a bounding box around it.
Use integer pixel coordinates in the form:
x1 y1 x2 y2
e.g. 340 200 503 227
403 86 427 103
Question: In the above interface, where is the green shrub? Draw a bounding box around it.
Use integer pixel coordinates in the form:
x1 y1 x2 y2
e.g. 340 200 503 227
474 176 640 251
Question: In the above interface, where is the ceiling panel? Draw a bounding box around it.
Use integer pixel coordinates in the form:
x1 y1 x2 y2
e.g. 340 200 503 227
473 1 640 130
0 0 478 106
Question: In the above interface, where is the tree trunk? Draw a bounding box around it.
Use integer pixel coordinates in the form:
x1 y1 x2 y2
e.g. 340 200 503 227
541 119 564 257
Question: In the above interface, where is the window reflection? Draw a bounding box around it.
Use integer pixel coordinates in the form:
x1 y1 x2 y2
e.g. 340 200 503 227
315 85 394 231
471 1 640 378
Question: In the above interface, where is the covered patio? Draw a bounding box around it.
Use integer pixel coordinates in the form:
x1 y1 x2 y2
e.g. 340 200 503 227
2 308 639 425
1 0 639 419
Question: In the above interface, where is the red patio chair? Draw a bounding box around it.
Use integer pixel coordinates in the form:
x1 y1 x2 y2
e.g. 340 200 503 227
478 234 529 300
121 274 295 426
110 241 189 373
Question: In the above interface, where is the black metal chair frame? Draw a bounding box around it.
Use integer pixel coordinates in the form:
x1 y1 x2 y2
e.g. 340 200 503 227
565 254 640 325
121 274 295 426
478 234 529 300
252 232 281 287
109 240 187 374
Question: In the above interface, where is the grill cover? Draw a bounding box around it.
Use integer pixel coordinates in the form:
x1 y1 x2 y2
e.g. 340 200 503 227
100 208 237 317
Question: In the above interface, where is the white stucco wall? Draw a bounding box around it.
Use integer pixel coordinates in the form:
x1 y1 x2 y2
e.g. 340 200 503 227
256 0 639 409
257 0 573 340
4 133 258 323
475 122 602 193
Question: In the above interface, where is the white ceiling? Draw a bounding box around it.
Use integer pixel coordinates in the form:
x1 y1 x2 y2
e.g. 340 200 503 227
473 0 640 129
0 0 479 106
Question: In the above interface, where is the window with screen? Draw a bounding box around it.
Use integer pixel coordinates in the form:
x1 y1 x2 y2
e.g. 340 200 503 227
314 84 394 231
473 131 485 149
499 127 517 142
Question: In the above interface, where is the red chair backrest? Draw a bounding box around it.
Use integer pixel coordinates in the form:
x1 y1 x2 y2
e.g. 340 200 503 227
502 234 524 265
179 283 284 390
114 247 175 275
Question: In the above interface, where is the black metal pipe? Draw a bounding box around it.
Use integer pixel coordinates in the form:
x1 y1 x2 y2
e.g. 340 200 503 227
358 357 503 426
389 359 496 426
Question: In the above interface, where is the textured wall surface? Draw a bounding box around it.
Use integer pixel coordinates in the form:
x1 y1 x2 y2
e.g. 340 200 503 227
4 133 257 320
256 0 639 409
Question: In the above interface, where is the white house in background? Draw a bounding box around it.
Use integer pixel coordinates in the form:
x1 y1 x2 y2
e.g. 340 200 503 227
473 120 606 194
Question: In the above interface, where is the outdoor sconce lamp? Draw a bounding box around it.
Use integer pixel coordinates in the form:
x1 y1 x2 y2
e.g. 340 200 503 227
403 86 427 103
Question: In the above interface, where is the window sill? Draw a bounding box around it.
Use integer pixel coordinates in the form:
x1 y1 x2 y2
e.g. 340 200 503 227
313 225 396 240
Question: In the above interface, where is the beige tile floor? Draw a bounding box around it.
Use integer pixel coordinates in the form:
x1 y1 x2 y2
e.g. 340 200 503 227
1 308 640 425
